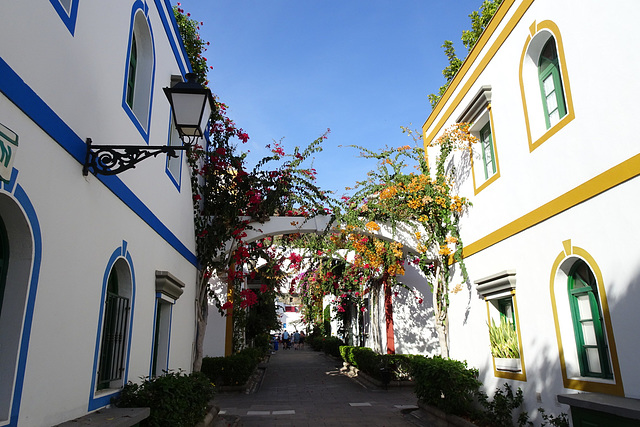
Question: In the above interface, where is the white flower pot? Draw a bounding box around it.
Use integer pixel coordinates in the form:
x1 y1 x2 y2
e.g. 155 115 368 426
494 357 522 372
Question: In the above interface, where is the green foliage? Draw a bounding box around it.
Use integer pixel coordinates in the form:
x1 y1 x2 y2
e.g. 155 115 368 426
172 6 209 86
475 383 531 427
340 345 415 382
307 334 326 351
306 335 344 357
411 355 481 416
428 0 503 109
200 348 263 387
488 317 520 358
539 408 570 427
462 0 504 52
114 371 214 427
322 336 344 358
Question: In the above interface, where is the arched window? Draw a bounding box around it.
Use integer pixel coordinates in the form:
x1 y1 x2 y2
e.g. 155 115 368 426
123 7 154 139
568 260 612 379
97 263 131 390
538 37 567 129
519 21 574 152
0 191 40 423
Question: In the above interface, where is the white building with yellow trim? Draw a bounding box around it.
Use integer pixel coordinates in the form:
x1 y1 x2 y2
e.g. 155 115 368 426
422 0 640 424
0 2 200 426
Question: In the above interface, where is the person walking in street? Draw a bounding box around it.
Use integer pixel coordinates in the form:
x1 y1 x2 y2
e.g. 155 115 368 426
282 330 290 349
293 330 300 350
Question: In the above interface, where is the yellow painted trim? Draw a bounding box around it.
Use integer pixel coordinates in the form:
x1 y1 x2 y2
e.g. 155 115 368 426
518 20 575 152
548 244 624 396
463 152 640 258
486 295 527 382
472 104 501 195
422 0 534 147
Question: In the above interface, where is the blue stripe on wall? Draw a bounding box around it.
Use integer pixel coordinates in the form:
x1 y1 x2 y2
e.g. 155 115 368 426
156 0 192 75
0 57 198 267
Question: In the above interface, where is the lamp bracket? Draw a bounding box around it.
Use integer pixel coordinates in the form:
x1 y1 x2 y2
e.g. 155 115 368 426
82 138 189 176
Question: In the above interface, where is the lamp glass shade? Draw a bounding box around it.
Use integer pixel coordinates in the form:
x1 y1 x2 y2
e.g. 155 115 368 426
164 73 213 139
170 92 209 137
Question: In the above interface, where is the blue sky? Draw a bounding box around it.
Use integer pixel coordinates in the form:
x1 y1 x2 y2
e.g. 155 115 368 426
176 0 484 197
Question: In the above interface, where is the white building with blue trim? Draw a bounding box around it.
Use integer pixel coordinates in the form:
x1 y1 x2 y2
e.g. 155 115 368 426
0 1 200 425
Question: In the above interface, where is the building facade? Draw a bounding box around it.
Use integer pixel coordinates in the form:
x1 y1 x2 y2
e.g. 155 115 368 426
422 0 640 424
0 2 199 425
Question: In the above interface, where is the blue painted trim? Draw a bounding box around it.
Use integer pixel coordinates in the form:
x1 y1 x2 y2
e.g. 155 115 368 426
1 168 19 194
156 0 192 75
0 57 198 267
88 242 137 412
2 170 43 427
121 2 156 143
165 111 183 192
49 0 80 36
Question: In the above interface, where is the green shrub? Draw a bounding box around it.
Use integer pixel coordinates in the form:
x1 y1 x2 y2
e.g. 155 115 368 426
239 347 266 365
384 354 415 381
113 371 214 427
539 408 569 427
339 346 415 383
322 336 344 358
201 351 258 387
307 335 325 351
411 355 481 416
253 333 271 354
475 383 531 427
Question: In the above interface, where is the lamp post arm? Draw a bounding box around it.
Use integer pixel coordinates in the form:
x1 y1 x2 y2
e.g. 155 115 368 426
82 138 190 176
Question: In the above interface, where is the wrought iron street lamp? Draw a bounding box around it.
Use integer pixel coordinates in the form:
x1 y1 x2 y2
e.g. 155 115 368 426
83 73 214 176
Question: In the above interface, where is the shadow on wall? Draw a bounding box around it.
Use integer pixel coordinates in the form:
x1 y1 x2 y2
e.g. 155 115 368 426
394 263 439 355
446 147 474 196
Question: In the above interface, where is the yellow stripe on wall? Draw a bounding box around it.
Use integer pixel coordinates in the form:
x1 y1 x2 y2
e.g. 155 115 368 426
464 153 640 258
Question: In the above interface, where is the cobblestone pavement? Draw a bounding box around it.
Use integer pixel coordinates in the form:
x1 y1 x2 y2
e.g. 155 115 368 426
212 346 432 427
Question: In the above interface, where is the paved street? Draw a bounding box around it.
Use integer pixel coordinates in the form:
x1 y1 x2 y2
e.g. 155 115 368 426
213 346 429 427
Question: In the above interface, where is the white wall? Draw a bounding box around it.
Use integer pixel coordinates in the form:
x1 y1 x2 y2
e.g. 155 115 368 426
0 2 198 425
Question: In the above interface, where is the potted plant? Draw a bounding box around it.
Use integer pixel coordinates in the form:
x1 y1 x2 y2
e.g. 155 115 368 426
488 317 521 372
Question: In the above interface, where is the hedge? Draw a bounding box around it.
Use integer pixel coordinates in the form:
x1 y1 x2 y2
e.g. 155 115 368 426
200 348 264 387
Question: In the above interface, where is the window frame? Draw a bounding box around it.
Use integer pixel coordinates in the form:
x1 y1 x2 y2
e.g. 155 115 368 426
538 38 567 129
479 121 497 180
519 21 575 152
567 260 613 379
97 269 131 390
122 5 155 142
457 86 500 194
475 270 526 381
549 241 623 396
89 243 136 411
151 271 184 377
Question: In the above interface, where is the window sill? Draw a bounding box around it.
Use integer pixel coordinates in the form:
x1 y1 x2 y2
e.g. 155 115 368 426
558 393 640 420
